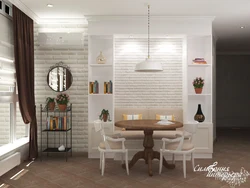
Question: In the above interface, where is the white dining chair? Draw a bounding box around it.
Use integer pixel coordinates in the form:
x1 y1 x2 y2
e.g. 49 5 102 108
159 122 198 178
94 120 129 176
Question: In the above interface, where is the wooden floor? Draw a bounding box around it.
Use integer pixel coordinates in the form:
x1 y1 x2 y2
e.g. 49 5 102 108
1 128 250 188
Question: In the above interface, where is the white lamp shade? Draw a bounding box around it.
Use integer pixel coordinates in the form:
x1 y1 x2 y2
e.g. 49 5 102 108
135 58 163 72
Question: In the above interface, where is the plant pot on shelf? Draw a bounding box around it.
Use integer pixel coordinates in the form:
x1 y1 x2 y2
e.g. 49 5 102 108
194 88 203 94
102 114 108 122
48 102 55 111
58 104 67 111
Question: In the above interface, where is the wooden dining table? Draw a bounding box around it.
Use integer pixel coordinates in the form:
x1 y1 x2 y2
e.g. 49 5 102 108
115 119 183 176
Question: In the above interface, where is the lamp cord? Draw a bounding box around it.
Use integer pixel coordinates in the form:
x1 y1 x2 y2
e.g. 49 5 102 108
148 5 150 59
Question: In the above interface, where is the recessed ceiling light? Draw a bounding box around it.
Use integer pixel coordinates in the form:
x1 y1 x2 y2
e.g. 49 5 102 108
240 26 245 29
129 35 133 38
47 4 53 8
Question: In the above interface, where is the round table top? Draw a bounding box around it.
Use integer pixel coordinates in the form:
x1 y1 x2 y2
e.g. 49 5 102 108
115 119 183 130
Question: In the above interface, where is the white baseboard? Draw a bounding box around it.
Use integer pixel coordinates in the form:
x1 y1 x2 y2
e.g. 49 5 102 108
0 152 21 176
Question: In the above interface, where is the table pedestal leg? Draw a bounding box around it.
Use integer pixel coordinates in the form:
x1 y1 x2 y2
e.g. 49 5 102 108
122 130 175 176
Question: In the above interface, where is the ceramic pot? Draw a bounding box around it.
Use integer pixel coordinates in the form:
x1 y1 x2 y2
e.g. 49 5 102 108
58 104 67 111
48 102 55 111
195 88 203 94
194 104 205 122
102 114 108 122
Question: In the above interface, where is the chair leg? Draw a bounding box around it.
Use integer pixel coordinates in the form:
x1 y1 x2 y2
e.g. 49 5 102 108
99 152 102 170
191 152 195 171
125 151 129 175
172 154 175 164
159 151 163 174
183 154 186 178
121 152 124 164
101 152 105 176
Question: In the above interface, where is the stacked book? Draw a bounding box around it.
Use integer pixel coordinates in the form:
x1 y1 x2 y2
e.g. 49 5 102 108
192 58 207 64
46 116 70 130
104 80 112 94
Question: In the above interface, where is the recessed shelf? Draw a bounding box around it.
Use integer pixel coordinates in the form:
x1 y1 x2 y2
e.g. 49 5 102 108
188 94 211 96
188 64 211 67
90 64 113 67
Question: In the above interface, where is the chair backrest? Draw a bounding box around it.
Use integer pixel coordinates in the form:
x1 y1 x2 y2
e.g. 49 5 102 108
182 121 198 142
93 120 111 150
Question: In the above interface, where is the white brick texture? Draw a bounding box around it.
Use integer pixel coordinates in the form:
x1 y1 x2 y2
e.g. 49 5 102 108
114 38 183 108
34 23 88 152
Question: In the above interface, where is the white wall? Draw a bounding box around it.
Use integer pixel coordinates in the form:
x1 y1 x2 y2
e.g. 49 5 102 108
34 23 89 152
114 37 183 108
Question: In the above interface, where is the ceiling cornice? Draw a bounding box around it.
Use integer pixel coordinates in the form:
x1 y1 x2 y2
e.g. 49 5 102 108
8 0 87 24
86 15 215 22
8 0 39 21
36 18 88 25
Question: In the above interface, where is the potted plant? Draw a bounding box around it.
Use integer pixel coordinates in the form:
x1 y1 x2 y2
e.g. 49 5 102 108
99 109 109 122
56 93 70 111
46 97 55 111
193 77 204 94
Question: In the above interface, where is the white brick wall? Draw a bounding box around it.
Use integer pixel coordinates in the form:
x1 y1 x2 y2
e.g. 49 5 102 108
34 23 88 152
114 38 183 108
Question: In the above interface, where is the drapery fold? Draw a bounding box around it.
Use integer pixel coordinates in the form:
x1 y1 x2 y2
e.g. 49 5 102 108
13 5 38 159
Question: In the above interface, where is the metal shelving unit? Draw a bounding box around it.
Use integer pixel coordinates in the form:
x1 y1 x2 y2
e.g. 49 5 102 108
40 103 72 161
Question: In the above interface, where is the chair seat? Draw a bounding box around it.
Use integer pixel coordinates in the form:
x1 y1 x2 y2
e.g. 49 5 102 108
167 140 194 151
99 141 123 150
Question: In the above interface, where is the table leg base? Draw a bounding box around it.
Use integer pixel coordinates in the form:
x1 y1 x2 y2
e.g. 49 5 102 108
122 151 175 176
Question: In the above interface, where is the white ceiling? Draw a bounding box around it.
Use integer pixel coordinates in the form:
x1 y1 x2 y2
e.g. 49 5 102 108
18 0 250 52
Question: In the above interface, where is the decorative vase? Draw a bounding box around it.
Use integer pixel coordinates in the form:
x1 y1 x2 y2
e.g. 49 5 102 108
48 102 55 111
103 114 108 122
194 104 205 122
96 51 106 64
195 88 203 94
58 104 67 111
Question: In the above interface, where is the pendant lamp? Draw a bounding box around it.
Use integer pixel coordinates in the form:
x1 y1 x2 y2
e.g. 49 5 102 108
135 5 163 72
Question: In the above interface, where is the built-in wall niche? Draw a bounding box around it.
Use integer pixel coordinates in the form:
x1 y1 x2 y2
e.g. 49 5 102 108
185 35 213 124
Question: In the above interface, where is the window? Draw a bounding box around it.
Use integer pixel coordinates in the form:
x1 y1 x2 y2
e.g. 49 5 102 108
0 57 28 148
0 103 11 146
5 4 9 15
0 0 12 17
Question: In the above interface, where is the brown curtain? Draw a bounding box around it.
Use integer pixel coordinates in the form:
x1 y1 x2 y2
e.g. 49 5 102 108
13 5 38 159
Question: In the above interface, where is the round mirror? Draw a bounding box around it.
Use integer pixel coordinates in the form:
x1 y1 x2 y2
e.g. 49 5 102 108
47 66 73 92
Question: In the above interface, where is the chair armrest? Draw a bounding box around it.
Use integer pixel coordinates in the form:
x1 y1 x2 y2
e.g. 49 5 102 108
106 133 122 138
106 136 126 142
162 137 183 143
176 131 191 138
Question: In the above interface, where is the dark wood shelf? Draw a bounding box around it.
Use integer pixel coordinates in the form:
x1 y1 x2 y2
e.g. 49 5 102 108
42 128 71 132
43 147 72 153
